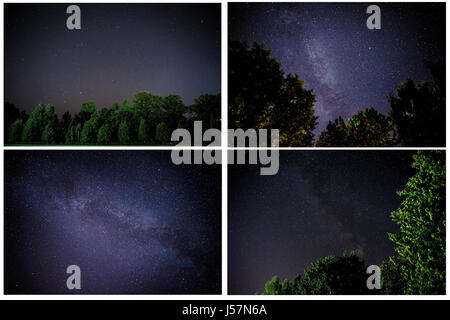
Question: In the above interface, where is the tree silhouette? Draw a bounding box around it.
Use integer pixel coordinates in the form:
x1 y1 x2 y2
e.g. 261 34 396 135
191 94 221 130
380 257 407 294
229 41 317 146
316 107 394 147
388 61 445 147
260 252 371 295
8 119 23 144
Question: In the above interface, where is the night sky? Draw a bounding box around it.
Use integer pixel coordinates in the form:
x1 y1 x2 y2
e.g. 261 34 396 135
5 151 221 294
229 3 445 133
5 4 221 115
228 151 416 294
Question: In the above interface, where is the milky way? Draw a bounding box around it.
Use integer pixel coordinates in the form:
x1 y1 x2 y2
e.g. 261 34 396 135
5 151 221 294
229 3 445 133
228 151 416 294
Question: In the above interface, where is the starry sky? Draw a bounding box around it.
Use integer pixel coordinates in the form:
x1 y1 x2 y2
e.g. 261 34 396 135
228 151 416 294
4 4 220 115
5 151 221 294
229 3 445 133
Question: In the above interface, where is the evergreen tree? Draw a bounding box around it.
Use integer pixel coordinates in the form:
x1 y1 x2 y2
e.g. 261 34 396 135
8 119 23 144
80 121 96 144
138 118 151 144
41 120 57 144
118 120 132 144
97 123 113 144
155 121 169 143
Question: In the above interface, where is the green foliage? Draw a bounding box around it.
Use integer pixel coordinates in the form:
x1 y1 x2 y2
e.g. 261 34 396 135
316 107 395 147
122 98 132 111
155 121 169 143
21 103 46 143
388 151 445 294
388 61 445 147
81 101 96 114
8 119 23 144
97 123 113 144
80 121 96 144
5 102 28 138
260 252 370 295
41 121 57 144
380 257 407 294
138 119 151 143
118 120 132 144
5 90 209 145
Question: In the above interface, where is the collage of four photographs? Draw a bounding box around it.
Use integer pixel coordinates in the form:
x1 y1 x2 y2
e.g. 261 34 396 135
3 2 446 296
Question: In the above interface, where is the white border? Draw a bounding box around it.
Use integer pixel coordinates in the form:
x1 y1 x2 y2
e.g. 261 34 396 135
0 0 449 300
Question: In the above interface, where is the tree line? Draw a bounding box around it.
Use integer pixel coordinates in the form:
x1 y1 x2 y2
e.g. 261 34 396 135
259 151 445 294
229 41 445 147
6 92 220 145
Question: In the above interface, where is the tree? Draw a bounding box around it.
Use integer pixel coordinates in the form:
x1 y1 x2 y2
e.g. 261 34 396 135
118 120 132 144
229 41 317 146
163 94 186 132
257 74 317 146
388 61 445 147
138 119 151 144
65 126 77 145
81 101 96 114
8 119 23 144
316 107 394 147
229 41 284 129
41 120 57 144
5 102 28 139
21 103 46 143
133 91 163 123
97 123 113 144
155 121 169 144
388 151 445 294
260 252 370 295
190 94 220 130
380 257 407 294
60 112 72 143
122 98 132 111
80 121 96 144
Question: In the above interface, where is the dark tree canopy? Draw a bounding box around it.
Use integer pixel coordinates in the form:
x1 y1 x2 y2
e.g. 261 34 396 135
229 41 317 146
260 252 371 295
388 61 445 147
316 107 395 147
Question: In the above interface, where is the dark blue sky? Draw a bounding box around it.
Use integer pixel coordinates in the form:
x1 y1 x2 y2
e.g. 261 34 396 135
5 4 221 115
5 151 221 294
229 151 417 294
229 3 445 132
